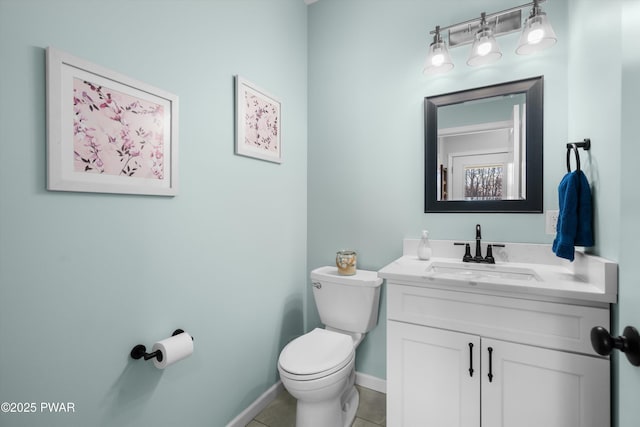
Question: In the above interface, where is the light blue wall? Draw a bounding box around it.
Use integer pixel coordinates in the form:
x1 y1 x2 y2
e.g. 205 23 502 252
567 0 621 260
618 2 640 426
308 0 569 379
0 1 307 426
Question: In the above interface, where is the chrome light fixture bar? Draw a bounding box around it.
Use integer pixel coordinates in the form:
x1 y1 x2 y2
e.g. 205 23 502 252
448 9 522 48
424 0 556 76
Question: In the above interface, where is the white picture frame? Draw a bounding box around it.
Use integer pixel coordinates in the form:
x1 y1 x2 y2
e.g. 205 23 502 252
235 76 282 164
46 47 179 196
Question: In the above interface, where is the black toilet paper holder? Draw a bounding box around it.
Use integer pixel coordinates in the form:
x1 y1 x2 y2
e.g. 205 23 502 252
130 329 193 362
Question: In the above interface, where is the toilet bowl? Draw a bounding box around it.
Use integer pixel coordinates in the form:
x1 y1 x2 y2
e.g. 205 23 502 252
278 328 358 427
277 267 383 427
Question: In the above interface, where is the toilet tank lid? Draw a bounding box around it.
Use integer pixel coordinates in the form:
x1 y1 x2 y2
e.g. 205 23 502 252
311 266 382 287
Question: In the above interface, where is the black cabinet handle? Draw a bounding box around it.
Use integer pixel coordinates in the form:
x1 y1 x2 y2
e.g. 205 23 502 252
468 343 474 377
487 347 494 382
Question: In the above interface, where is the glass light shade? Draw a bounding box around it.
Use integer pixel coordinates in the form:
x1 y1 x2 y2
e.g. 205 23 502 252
516 11 557 55
423 40 454 75
467 29 502 66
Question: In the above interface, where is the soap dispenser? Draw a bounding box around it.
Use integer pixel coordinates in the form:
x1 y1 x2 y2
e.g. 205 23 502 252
417 230 432 260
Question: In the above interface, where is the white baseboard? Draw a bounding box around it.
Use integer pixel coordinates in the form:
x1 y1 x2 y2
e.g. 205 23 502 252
355 372 386 394
225 381 284 427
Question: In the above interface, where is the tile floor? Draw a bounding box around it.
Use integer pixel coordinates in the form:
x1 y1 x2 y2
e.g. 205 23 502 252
246 385 386 427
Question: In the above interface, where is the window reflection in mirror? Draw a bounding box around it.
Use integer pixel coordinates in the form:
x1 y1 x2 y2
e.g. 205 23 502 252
425 77 543 213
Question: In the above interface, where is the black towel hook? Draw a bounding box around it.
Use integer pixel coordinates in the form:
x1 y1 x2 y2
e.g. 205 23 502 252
566 143 580 172
566 138 591 173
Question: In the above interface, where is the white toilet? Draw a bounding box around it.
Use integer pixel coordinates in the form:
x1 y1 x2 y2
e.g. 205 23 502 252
277 266 383 427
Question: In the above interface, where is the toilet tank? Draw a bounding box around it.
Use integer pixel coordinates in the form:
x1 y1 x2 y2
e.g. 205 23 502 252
310 266 383 334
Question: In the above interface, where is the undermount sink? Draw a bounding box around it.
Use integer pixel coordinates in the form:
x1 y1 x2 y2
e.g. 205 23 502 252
425 261 541 282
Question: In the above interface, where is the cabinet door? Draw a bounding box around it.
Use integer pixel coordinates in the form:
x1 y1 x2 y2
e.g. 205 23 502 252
387 320 480 427
481 339 610 427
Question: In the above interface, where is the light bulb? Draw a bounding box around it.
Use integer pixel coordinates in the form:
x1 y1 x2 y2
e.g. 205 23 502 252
467 28 501 66
527 28 544 44
477 40 492 56
431 51 445 66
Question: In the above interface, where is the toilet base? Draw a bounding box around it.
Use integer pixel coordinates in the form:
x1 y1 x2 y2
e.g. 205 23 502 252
341 385 359 427
296 384 359 427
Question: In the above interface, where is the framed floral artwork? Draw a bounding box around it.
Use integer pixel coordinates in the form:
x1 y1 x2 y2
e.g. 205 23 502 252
46 47 179 196
235 76 281 164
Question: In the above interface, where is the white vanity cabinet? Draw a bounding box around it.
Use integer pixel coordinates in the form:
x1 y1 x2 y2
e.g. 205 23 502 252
386 282 611 427
387 321 480 426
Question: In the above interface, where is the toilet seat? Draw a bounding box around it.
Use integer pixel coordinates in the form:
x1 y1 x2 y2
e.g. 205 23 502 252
279 328 355 381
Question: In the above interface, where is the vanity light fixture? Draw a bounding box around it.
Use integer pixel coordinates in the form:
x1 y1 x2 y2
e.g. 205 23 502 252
424 0 556 75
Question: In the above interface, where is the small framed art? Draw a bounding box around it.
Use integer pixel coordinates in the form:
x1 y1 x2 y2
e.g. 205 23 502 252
46 47 179 196
235 76 281 164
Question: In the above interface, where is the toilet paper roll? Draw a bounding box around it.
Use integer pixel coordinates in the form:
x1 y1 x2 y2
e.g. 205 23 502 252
151 331 194 369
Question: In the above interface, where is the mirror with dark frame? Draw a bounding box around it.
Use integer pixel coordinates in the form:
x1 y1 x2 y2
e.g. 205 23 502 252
424 76 543 213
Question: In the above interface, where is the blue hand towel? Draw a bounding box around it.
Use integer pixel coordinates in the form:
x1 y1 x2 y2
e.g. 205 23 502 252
552 170 594 261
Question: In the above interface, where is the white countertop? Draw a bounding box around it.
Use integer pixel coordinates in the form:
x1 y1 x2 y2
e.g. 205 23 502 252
378 240 618 306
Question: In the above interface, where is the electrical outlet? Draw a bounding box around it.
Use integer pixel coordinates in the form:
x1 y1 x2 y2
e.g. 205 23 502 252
545 210 559 235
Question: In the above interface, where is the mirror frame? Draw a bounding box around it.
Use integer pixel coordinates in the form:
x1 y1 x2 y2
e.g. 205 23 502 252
424 76 543 213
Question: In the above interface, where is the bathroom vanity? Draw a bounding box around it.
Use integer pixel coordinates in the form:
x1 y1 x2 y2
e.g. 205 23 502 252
379 239 617 427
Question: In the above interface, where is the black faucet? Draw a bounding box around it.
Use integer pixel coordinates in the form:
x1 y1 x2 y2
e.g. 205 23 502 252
474 224 483 262
454 224 504 264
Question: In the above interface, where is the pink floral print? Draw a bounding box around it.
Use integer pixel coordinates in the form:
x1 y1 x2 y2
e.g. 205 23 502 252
73 78 165 179
243 90 279 153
